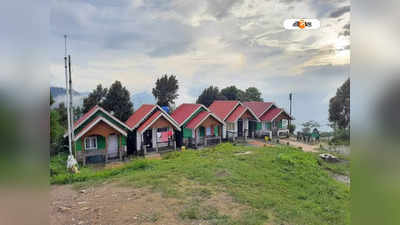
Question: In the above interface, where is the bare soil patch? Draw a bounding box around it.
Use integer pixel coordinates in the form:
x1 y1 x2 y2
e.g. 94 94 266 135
50 181 251 225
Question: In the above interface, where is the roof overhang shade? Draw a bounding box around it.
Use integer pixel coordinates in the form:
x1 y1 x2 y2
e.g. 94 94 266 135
64 105 130 138
170 103 209 126
185 111 225 129
260 108 294 121
137 111 181 134
225 104 260 123
73 116 127 141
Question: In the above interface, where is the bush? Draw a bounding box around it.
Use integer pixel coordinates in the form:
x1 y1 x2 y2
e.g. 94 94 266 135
330 129 350 145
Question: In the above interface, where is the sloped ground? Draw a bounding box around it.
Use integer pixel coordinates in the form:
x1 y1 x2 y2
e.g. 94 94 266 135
50 143 350 225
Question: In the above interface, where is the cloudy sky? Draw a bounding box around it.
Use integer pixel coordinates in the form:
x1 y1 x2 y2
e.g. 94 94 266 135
50 0 350 130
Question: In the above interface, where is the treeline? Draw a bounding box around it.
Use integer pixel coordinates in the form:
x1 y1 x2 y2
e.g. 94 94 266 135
196 86 263 107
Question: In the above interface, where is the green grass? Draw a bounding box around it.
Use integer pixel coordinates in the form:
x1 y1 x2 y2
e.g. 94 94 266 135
50 143 350 225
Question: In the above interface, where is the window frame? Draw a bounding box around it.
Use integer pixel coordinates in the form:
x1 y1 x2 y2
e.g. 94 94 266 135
84 136 97 150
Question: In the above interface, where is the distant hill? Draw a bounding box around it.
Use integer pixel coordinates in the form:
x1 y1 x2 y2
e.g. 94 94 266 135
132 91 156 109
50 87 81 98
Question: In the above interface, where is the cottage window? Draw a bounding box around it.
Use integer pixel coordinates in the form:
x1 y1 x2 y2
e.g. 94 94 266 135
206 127 211 136
227 123 235 131
157 127 168 132
85 136 97 150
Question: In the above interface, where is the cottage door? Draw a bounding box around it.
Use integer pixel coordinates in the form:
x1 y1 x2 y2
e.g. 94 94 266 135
108 134 118 158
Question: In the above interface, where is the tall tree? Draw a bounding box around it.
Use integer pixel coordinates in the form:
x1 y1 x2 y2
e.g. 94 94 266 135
220 86 244 100
82 84 108 113
329 78 350 129
102 81 134 122
242 87 263 101
196 86 227 107
152 74 179 107
56 103 68 128
301 120 320 134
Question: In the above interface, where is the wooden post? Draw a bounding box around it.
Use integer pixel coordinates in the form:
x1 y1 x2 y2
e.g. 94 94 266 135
105 135 108 163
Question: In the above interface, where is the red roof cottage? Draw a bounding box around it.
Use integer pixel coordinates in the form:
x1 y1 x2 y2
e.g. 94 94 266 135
171 103 224 148
243 101 294 138
65 105 131 165
208 101 259 140
125 104 181 154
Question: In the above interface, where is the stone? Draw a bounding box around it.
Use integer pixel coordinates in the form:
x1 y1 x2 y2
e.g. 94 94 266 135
319 153 339 162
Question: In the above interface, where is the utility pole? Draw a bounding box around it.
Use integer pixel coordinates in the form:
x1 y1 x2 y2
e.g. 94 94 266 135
68 54 75 157
289 93 293 133
64 34 78 171
64 35 72 157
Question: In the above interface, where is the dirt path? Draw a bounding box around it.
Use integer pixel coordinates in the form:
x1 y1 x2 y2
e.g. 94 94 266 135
248 138 320 153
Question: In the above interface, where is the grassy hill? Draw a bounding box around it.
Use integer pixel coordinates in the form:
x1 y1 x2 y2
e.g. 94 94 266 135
51 143 350 225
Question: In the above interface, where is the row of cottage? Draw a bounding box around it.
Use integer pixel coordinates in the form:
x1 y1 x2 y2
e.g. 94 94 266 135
67 100 294 164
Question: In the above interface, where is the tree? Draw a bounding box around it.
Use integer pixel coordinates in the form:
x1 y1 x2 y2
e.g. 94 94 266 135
301 120 320 134
74 105 83 121
102 81 134 122
196 86 227 107
82 84 108 113
56 103 68 128
288 124 296 134
152 74 179 107
50 93 55 106
242 87 263 102
329 78 350 130
220 86 244 100
50 110 64 145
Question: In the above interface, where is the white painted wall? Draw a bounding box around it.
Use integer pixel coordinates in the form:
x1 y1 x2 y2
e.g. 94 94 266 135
136 131 141 150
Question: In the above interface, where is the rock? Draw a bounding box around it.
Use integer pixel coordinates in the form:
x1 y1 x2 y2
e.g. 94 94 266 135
80 207 90 211
319 153 339 162
80 190 86 194
58 206 71 212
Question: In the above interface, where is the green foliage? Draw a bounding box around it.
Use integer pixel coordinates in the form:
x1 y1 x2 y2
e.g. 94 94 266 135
329 78 350 130
220 86 244 101
152 74 179 107
83 84 107 113
55 103 68 128
196 86 227 107
330 128 350 145
50 110 65 154
102 81 133 121
301 120 320 134
288 123 296 134
242 87 263 102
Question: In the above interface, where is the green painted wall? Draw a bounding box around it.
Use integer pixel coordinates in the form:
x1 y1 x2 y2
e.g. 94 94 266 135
214 125 219 136
121 136 126 146
75 139 82 151
183 128 192 138
256 122 262 130
97 135 106 149
266 122 271 129
278 120 283 129
199 127 205 137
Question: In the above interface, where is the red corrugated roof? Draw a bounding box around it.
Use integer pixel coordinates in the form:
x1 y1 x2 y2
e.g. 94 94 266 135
260 108 283 121
242 102 273 118
170 103 202 126
225 104 246 122
74 105 100 128
185 111 210 129
125 104 156 129
208 100 239 121
137 111 162 133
